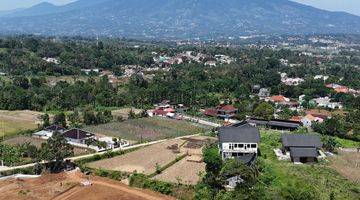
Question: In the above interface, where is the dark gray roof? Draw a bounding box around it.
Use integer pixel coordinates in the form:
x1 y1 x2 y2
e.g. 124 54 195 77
218 124 260 143
247 118 268 125
235 153 257 165
248 118 300 128
282 134 322 148
290 147 318 158
63 129 94 140
45 125 65 131
268 120 300 128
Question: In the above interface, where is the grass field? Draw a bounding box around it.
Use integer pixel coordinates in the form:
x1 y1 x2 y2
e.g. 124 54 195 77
0 110 43 137
84 117 210 142
259 130 360 200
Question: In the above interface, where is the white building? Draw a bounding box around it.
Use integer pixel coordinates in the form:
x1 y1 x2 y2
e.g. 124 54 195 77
42 57 60 64
33 125 66 139
218 123 260 161
314 97 343 109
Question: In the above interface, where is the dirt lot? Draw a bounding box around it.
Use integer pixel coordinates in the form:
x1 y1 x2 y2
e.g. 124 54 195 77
46 76 92 86
84 117 210 142
89 136 216 184
0 170 173 200
330 150 360 183
88 138 186 175
152 136 215 185
111 108 143 119
153 157 205 185
0 110 44 137
2 136 93 156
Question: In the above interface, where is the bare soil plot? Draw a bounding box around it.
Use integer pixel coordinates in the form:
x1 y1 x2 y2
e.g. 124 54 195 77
153 157 205 185
88 138 186 175
0 110 44 137
111 108 143 119
0 170 173 200
2 136 93 156
88 136 215 185
46 76 92 86
152 136 215 185
330 150 360 183
180 135 217 156
84 117 209 142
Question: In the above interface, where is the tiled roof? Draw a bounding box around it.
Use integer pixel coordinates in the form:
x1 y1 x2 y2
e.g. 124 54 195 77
63 129 94 140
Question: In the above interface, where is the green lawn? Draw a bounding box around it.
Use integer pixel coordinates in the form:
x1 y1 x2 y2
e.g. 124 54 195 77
84 117 211 142
335 137 360 148
259 130 360 200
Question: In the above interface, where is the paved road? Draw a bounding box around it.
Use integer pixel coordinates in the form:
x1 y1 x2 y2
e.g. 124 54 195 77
181 115 221 127
0 134 200 173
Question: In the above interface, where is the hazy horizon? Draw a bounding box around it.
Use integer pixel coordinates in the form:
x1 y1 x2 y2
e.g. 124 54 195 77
0 0 359 16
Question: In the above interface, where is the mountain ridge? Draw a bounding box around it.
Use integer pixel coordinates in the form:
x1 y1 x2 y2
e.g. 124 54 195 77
0 0 359 39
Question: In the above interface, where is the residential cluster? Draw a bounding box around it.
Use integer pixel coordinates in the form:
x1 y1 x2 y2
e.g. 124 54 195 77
33 125 129 151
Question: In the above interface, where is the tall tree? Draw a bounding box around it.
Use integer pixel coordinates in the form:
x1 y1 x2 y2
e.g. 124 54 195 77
39 132 74 172
53 112 67 128
253 102 274 120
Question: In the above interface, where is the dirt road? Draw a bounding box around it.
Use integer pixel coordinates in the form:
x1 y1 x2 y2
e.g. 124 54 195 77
0 170 173 200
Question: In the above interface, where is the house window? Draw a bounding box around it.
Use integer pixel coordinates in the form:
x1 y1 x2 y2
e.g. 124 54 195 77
247 144 251 148
232 153 237 157
251 144 257 148
234 144 238 148
229 144 234 150
239 144 244 148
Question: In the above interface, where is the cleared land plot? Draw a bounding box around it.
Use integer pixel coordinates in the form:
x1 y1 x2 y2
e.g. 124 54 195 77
89 135 215 185
0 171 173 200
88 138 186 175
0 110 43 137
152 136 215 185
330 150 360 183
46 76 93 85
153 157 205 185
111 108 143 119
2 136 93 156
84 117 210 142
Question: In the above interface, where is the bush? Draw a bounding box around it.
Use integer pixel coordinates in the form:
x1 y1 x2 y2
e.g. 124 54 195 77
130 173 173 195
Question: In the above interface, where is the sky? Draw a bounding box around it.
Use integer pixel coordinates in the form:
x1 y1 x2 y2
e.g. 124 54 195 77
0 0 359 16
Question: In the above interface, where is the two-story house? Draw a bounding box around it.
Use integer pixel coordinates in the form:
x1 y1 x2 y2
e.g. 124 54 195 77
218 123 260 164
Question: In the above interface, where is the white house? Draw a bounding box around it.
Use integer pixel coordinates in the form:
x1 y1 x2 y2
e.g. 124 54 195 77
314 97 343 109
42 57 60 64
33 125 66 139
218 123 260 162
